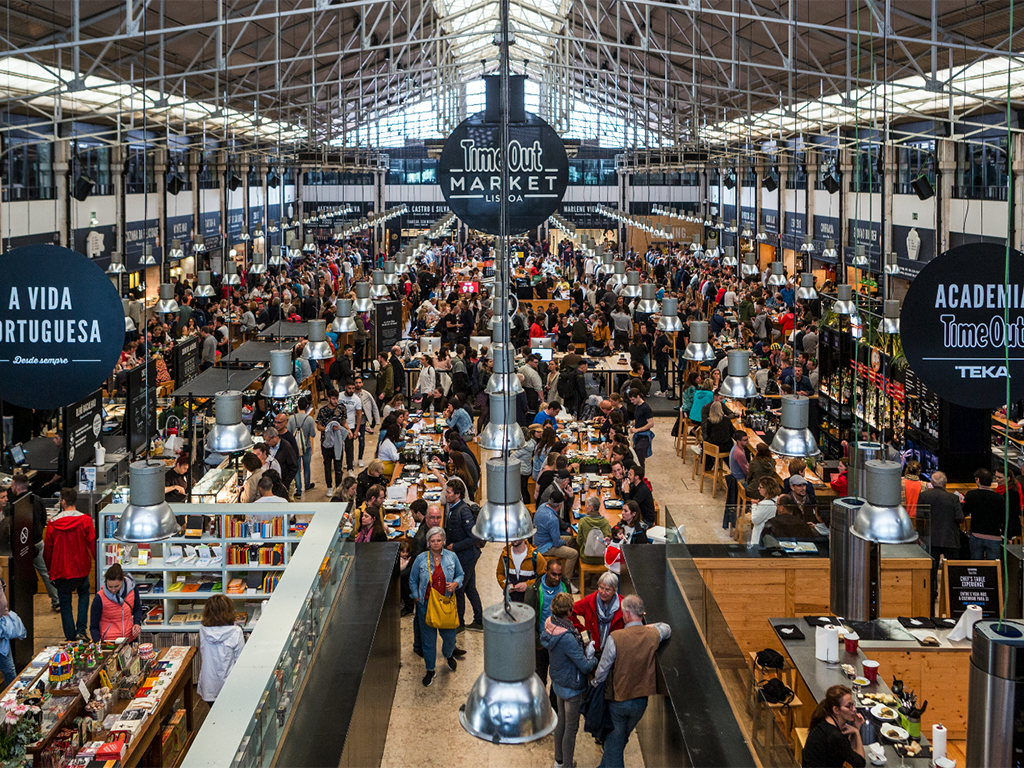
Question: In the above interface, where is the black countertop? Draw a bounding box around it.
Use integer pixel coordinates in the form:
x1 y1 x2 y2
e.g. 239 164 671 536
686 542 931 560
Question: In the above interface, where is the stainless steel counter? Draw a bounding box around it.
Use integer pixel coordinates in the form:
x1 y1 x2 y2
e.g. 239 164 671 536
769 618 932 764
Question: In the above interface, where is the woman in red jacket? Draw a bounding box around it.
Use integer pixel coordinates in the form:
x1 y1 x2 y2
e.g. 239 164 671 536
90 563 144 641
570 571 624 654
830 459 849 496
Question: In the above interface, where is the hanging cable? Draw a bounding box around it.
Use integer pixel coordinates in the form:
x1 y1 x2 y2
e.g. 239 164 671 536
1001 0 1014 628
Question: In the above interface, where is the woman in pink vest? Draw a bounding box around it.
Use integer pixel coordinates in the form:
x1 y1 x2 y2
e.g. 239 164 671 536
89 563 143 641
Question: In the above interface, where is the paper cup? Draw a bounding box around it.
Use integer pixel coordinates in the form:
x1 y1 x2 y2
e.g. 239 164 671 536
845 633 860 654
862 659 880 682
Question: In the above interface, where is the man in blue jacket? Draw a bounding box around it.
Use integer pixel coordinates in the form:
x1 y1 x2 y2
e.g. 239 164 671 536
533 490 579 591
444 478 483 632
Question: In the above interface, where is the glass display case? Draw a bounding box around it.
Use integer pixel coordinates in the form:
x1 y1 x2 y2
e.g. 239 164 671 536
191 464 240 503
179 506 350 768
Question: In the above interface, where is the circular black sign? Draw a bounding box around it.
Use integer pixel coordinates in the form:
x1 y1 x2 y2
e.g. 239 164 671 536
438 111 569 236
900 243 1024 408
0 245 125 410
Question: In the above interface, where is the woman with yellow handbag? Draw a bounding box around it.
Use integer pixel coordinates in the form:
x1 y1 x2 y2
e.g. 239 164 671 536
408 526 464 687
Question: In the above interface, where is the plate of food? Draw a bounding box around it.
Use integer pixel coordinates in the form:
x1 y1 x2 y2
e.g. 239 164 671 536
404 464 421 471
383 514 402 526
604 499 624 509
862 693 898 706
852 677 870 688
600 480 614 488
879 724 909 742
870 704 899 722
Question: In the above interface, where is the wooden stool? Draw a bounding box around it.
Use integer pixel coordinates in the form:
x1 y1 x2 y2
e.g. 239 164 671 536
578 559 607 598
677 416 695 462
699 441 728 498
748 651 803 751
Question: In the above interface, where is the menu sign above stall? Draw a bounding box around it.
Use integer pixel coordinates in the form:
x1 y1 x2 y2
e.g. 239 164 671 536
900 243 1024 408
0 245 124 410
438 96 569 235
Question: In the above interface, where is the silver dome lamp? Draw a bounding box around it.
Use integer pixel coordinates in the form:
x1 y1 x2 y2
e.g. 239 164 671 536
459 601 557 744
884 251 900 276
620 271 642 298
635 284 660 314
705 238 721 261
741 253 759 278
155 284 179 314
609 261 627 287
821 238 838 261
718 350 758 399
382 260 399 284
206 390 254 454
657 297 684 332
106 251 126 275
114 461 181 542
852 244 870 268
833 284 858 315
353 281 373 312
224 260 242 286
473 459 536 541
194 270 216 299
767 261 787 288
268 244 286 267
261 348 300 399
193 233 206 254
168 238 184 261
331 299 358 333
850 461 918 544
141 244 157 266
478 393 525 451
769 396 821 458
721 245 738 267
800 234 815 255
249 252 267 275
881 299 900 335
370 270 390 300
122 298 136 333
796 273 818 300
302 319 333 360
682 320 716 362
485 345 524 395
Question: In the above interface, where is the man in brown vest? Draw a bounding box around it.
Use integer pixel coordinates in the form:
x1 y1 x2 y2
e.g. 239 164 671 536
592 594 671 768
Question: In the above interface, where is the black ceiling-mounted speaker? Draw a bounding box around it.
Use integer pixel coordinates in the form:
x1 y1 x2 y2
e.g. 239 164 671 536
166 173 185 195
724 170 736 190
823 171 841 195
911 174 934 200
267 170 280 189
762 169 778 193
227 173 243 191
72 174 94 202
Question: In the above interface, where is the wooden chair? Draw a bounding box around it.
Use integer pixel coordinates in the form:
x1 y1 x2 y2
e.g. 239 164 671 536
733 484 751 542
748 651 804 751
577 559 607 598
699 441 728 498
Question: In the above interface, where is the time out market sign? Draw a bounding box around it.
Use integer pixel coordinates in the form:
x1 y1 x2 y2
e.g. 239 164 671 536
900 243 1024 408
0 245 124 410
438 114 569 236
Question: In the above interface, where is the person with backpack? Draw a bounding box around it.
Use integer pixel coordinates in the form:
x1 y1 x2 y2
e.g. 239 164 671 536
287 396 317 495
495 538 547 603
560 361 589 419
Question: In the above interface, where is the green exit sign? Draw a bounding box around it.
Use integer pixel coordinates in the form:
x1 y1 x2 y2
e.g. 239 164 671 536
912 212 918 220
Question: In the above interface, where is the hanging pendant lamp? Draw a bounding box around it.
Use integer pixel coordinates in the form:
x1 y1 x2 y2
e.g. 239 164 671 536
721 245 738 267
833 284 858 315
261 348 300 399
249 252 267 275
718 350 757 399
224 260 242 286
796 273 818 300
331 299 358 333
473 458 536 541
302 320 333 360
206 390 254 454
123 298 136 333
769 396 821 458
485 344 524 395
620 271 642 298
849 461 918 544
370 270 390 300
194 270 216 299
353 281 373 312
683 320 715 362
852 244 870 268
657 297 683 332
767 262 787 288
155 284 179 314
141 244 157 266
114 461 181 542
107 251 126 274
741 253 759 278
635 284 660 314
881 299 900 334
478 393 525 451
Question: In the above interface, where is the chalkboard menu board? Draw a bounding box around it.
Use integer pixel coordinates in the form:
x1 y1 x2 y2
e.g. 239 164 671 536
944 560 1004 619
374 300 403 359
61 389 103 484
175 335 201 388
126 360 157 455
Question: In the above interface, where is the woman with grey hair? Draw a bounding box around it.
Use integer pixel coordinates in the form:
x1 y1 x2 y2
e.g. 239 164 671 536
569 571 624 655
408 526 464 687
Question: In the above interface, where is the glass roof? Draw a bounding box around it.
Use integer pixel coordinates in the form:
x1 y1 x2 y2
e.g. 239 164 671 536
433 0 568 69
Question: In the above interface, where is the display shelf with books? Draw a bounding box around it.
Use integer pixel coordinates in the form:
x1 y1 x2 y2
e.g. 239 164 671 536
97 503 314 633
